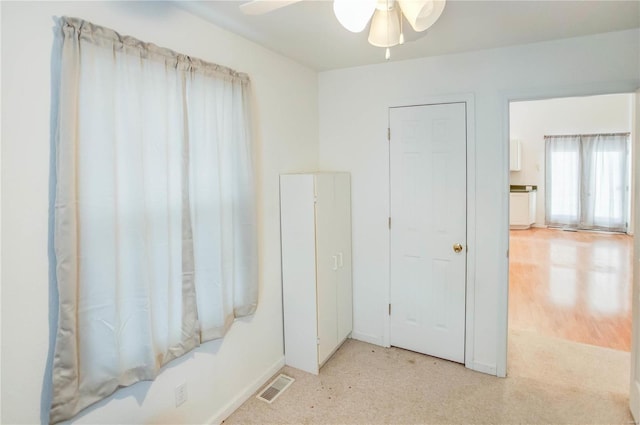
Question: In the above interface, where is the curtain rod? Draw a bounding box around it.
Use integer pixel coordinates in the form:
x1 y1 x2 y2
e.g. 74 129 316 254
544 132 630 138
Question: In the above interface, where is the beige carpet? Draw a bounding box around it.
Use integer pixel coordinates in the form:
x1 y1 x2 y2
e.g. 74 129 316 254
224 330 632 424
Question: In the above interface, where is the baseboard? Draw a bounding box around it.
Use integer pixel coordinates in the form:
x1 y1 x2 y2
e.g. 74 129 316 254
351 331 384 347
532 224 547 229
466 360 497 376
206 355 285 425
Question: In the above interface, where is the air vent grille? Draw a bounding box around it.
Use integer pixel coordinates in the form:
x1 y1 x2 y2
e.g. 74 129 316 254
256 374 294 404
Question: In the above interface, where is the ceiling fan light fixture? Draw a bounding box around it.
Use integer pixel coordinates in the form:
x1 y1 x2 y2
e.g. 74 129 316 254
368 7 401 47
333 0 377 33
399 0 446 32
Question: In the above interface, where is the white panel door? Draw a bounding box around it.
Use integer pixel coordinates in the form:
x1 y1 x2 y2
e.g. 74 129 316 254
629 90 640 422
389 102 467 363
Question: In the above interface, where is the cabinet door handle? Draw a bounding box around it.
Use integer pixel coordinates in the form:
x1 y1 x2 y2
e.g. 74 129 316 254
332 256 338 271
337 252 343 268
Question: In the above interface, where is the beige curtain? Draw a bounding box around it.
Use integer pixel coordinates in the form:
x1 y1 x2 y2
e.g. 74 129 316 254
50 17 257 424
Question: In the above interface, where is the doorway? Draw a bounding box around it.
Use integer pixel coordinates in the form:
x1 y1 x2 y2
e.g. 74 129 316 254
508 93 634 350
506 93 635 417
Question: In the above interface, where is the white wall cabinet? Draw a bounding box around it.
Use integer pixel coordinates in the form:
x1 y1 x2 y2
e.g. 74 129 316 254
510 139 522 171
509 191 537 229
280 172 353 375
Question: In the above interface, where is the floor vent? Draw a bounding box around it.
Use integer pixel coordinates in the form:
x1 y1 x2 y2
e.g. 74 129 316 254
256 374 294 404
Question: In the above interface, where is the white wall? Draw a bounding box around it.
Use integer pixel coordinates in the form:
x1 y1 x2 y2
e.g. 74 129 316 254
318 30 640 374
1 2 318 424
510 94 634 226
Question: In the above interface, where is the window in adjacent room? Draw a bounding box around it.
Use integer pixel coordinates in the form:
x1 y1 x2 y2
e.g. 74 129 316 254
545 133 630 232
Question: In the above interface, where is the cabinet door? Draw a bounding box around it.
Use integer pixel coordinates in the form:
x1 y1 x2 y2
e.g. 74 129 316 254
280 174 320 374
510 139 521 171
315 174 339 365
528 191 537 224
335 174 353 341
510 192 529 226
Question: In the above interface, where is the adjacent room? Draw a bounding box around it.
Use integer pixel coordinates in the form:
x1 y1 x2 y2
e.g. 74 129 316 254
1 1 640 424
507 94 635 423
509 94 634 351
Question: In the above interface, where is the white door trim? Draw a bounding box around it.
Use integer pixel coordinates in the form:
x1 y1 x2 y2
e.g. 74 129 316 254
498 81 640 378
630 88 640 422
384 93 478 373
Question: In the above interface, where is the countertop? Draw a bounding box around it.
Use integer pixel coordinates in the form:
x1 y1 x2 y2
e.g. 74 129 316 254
510 185 537 193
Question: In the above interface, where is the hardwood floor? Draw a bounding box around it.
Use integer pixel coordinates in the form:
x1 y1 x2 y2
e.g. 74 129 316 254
509 227 632 351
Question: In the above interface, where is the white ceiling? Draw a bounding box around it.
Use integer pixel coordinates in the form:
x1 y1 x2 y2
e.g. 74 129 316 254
177 0 640 71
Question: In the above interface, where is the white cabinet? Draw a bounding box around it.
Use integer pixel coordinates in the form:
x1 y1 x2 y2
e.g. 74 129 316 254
280 172 352 375
510 191 536 229
510 139 521 171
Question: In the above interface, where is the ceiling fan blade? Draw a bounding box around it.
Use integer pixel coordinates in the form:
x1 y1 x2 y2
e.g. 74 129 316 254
239 0 304 15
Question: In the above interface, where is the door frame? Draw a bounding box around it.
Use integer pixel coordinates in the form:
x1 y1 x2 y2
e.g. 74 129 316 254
498 81 640 378
630 88 640 422
383 93 480 373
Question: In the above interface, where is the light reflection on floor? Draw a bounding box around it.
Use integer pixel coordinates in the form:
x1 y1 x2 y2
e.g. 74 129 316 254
509 227 631 351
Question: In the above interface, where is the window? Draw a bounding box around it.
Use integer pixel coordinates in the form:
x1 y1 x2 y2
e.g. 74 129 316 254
50 17 257 424
545 133 630 232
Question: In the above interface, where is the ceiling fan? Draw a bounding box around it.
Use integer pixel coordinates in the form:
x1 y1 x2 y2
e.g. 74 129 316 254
239 0 447 59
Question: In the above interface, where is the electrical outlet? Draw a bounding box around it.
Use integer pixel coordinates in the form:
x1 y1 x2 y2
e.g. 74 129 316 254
175 382 187 407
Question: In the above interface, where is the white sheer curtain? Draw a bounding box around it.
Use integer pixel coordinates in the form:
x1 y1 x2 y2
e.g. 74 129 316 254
188 61 258 340
51 17 257 424
545 133 630 232
545 135 580 227
580 134 629 231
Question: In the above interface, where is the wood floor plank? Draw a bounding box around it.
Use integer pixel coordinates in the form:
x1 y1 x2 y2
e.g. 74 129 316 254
509 228 632 351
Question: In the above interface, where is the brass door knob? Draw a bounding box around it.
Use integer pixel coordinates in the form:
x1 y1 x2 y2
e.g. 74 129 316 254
453 243 464 253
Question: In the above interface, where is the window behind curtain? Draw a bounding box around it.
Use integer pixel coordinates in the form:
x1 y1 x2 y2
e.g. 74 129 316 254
546 136 581 226
545 133 630 232
50 17 257 424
